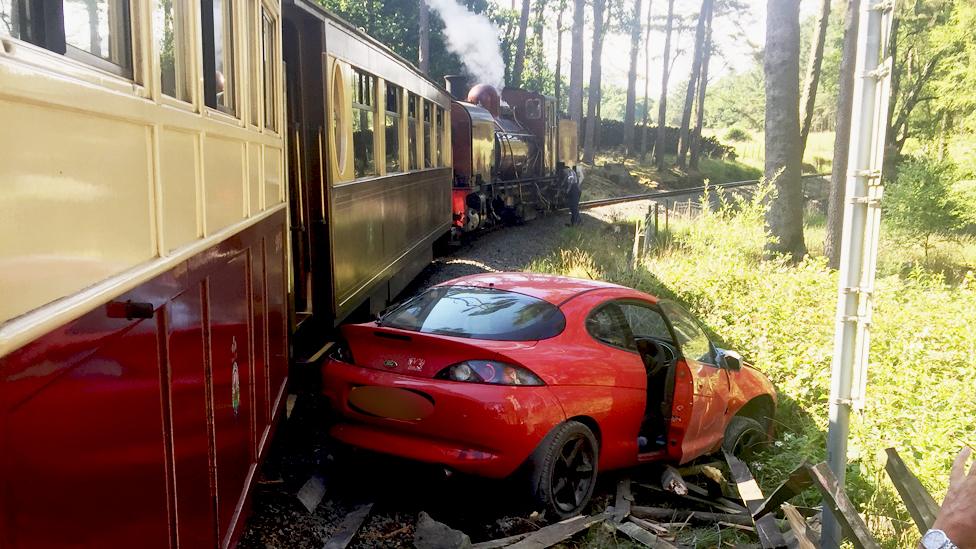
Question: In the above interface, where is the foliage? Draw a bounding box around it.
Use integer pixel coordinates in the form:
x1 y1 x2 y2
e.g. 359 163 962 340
884 155 964 256
590 120 736 160
723 127 748 142
528 190 976 547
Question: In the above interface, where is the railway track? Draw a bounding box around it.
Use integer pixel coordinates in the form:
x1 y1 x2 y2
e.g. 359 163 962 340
578 173 831 210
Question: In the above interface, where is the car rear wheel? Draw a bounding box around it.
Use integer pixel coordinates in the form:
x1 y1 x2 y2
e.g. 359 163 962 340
722 416 769 458
528 421 599 519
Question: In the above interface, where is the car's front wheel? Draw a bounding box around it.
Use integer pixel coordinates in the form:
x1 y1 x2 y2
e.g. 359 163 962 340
722 415 769 458
528 420 599 519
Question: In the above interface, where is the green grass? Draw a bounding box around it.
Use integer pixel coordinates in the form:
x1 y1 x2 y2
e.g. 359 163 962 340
703 128 836 175
526 189 976 547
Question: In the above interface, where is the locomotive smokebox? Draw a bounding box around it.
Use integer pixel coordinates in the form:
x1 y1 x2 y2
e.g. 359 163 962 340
467 84 500 117
444 75 469 100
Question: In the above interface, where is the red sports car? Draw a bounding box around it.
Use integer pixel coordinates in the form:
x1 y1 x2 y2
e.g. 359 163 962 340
322 273 776 517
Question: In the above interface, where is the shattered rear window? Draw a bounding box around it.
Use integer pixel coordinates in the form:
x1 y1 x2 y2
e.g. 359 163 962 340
379 286 566 341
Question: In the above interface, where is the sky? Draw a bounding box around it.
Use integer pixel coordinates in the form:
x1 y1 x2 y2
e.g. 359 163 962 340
492 0 822 99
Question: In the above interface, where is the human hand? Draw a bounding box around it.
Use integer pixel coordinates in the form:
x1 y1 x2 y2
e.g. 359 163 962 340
932 447 976 549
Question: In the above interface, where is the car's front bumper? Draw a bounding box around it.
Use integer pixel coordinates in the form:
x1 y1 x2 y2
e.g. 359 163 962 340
322 359 568 477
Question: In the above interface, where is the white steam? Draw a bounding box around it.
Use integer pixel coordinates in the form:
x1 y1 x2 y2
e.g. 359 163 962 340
426 0 505 91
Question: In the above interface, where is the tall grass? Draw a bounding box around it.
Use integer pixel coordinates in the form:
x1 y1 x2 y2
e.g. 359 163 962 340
528 190 976 547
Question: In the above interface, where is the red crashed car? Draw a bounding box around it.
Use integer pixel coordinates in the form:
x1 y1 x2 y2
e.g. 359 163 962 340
322 273 776 517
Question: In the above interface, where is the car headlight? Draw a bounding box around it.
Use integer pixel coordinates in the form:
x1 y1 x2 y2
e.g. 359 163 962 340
435 360 545 386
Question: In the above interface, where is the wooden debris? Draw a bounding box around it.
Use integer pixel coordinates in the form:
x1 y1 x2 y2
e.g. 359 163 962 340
718 521 756 533
286 394 298 419
614 521 679 549
614 477 633 523
631 506 753 527
723 451 787 549
297 475 327 513
750 462 812 519
884 447 940 533
471 532 530 549
628 516 670 536
661 465 689 496
323 503 373 549
781 504 817 549
808 462 881 549
506 512 609 549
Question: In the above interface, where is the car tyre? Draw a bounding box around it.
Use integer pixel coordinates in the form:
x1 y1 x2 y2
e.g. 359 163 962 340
528 421 599 519
722 416 769 458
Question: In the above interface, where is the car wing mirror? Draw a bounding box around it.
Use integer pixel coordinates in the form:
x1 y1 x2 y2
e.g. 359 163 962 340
720 349 742 370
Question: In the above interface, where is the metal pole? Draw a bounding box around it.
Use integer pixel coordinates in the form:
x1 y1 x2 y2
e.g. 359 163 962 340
822 1 893 547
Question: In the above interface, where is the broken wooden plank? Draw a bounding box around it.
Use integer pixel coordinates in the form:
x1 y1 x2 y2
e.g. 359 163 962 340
781 504 816 549
808 462 881 549
471 532 530 549
323 503 373 549
884 447 940 533
751 463 813 519
506 512 609 549
678 461 724 477
631 506 753 527
637 482 747 514
723 451 787 549
661 465 689 496
297 475 327 513
615 521 679 549
614 477 633 523
627 516 670 536
286 394 299 419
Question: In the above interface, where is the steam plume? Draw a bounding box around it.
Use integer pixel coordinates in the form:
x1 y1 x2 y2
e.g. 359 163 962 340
425 0 505 91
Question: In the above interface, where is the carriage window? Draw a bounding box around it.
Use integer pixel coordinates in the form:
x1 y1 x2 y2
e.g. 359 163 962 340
351 69 376 178
202 0 235 114
423 101 432 168
0 0 30 41
436 106 444 167
63 0 132 76
407 93 419 170
261 8 277 131
385 83 401 173
154 0 190 100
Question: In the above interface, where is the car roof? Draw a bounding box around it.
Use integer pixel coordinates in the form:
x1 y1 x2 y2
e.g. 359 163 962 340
436 272 645 305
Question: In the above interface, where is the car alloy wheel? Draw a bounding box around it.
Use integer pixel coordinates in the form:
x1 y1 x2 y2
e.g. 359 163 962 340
529 420 599 519
722 416 769 458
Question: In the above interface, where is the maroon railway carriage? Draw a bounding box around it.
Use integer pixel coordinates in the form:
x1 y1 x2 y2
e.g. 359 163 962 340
0 0 451 547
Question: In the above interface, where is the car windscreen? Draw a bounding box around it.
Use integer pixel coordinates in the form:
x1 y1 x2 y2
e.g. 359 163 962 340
378 285 566 341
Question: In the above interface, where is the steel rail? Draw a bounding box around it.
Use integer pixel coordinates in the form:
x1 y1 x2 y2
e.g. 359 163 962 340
576 173 831 210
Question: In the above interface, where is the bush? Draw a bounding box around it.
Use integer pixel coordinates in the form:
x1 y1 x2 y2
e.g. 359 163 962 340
723 127 750 142
885 155 964 256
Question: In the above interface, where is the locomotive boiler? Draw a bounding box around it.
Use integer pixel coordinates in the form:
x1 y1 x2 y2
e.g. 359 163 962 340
446 77 578 233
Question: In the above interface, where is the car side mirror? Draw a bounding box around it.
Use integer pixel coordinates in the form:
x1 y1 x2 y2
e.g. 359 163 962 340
721 349 742 370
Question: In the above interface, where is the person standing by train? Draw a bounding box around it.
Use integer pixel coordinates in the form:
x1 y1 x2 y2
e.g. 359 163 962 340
565 165 583 226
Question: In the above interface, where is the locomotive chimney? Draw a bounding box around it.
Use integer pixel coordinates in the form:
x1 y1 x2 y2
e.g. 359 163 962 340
444 75 469 100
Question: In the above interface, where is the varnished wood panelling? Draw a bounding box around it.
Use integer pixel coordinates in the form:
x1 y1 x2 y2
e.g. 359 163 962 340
248 143 263 214
264 146 283 206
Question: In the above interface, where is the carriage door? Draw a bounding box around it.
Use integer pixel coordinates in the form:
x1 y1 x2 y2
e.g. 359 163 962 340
659 301 730 462
282 10 331 347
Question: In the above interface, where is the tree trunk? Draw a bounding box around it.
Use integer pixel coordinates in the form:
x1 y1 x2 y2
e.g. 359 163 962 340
418 0 430 74
623 0 644 156
582 0 607 163
689 13 713 170
824 0 859 269
799 0 831 158
655 0 675 170
641 0 653 158
511 0 531 88
677 0 713 168
763 0 806 259
569 0 585 144
555 1 566 112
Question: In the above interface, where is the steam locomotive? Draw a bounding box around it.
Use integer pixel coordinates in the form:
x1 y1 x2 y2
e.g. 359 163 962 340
446 76 578 234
